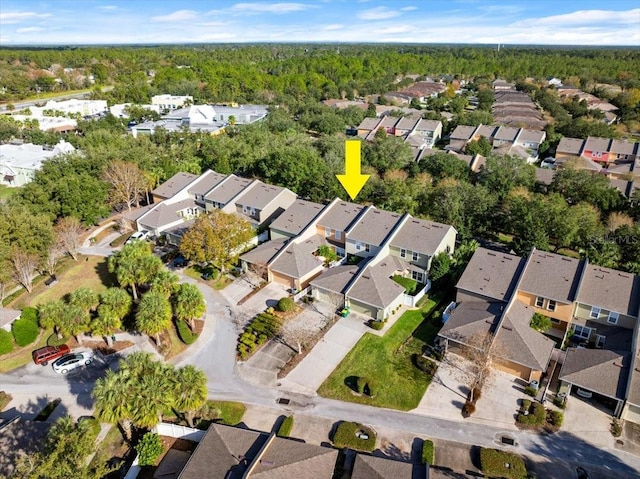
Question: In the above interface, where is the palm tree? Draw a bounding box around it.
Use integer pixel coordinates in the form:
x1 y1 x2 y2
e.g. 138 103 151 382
100 287 132 319
108 242 162 301
68 287 99 313
64 303 90 344
151 270 180 297
38 300 68 339
93 307 121 346
172 283 206 331
93 369 135 441
173 365 208 427
136 290 172 347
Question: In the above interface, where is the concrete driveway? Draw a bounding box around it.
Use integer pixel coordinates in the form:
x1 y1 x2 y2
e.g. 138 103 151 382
563 394 616 449
238 341 294 387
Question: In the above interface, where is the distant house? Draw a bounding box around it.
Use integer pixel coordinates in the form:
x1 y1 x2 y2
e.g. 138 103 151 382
0 140 75 187
31 99 107 117
492 79 515 91
356 116 442 150
151 94 193 110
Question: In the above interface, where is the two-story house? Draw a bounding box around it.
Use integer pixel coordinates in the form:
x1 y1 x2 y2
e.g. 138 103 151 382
222 181 296 229
582 136 612 163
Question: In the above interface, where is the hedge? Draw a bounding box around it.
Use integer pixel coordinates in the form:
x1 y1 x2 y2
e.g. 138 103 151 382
332 422 376 452
517 401 546 426
0 329 14 355
277 297 296 312
548 410 564 427
277 415 294 437
422 439 435 465
479 448 527 479
78 416 101 440
109 233 129 247
369 320 385 330
176 319 198 345
135 432 163 466
20 307 39 325
12 317 39 347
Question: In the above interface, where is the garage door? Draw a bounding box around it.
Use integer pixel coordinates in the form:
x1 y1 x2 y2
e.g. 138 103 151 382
494 359 531 381
271 271 293 288
624 404 640 425
348 299 377 318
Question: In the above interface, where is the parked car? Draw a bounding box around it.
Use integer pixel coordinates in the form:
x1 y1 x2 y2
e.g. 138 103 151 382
576 388 593 399
173 255 189 268
32 345 71 366
52 350 95 374
125 230 150 245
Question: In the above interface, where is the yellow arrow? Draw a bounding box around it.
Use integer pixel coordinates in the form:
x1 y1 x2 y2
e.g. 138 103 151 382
336 140 370 200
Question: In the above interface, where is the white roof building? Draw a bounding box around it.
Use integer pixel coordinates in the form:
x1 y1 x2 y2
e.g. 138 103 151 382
0 140 75 187
31 99 108 117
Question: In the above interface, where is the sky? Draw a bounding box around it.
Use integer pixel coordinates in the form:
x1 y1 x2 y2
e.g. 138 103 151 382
1 0 639 46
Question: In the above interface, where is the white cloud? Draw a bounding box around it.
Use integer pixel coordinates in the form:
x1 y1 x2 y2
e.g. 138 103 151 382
512 9 640 27
479 5 523 15
401 6 418 12
97 5 118 11
323 24 344 31
195 33 238 41
357 6 402 20
0 11 51 24
17 26 44 33
196 22 229 27
229 3 315 14
151 10 198 22
378 25 413 34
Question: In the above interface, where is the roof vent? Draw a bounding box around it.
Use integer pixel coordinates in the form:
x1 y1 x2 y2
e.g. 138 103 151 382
502 325 513 331
487 252 496 257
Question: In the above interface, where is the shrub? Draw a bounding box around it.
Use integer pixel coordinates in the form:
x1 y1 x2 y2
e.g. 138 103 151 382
611 418 623 437
520 399 531 413
176 319 198 345
472 387 482 401
421 439 435 465
524 386 538 397
277 297 296 312
0 391 12 411
530 313 552 332
12 317 39 347
78 416 101 440
369 320 384 330
332 422 376 452
277 415 294 437
356 376 368 394
532 402 546 422
548 410 564 427
462 401 476 417
413 354 437 376
517 401 546 426
553 396 566 409
479 448 528 479
135 432 164 466
20 307 38 325
0 329 14 355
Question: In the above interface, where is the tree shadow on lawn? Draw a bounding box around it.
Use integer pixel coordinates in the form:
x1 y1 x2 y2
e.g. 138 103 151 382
344 376 359 393
94 258 118 288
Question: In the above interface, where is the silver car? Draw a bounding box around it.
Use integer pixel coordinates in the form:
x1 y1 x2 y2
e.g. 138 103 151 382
52 350 95 374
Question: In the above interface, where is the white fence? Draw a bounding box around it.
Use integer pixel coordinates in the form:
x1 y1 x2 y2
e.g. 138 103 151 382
293 286 310 302
155 422 206 441
402 280 432 307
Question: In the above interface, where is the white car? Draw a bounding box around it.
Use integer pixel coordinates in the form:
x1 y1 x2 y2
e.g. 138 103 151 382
52 350 95 374
126 230 150 244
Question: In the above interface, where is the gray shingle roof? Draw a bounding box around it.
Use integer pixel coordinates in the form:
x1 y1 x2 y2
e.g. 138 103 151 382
439 297 504 344
494 301 555 371
317 200 365 233
519 250 584 303
139 199 195 229
628 349 640 405
310 265 359 295
347 208 402 247
517 129 545 144
250 437 338 479
358 117 382 131
204 174 252 204
559 348 630 400
270 235 327 279
584 136 611 153
351 454 415 479
152 172 198 199
395 117 418 131
188 170 227 196
347 256 408 309
390 217 454 256
234 181 290 210
494 126 519 142
269 200 325 236
241 238 288 266
450 125 477 140
415 119 441 132
609 139 638 156
556 137 584 156
455 248 526 302
475 125 498 139
576 265 640 317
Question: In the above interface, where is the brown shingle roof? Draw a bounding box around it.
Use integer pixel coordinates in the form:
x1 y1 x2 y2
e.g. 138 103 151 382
455 248 525 302
450 125 477 141
415 119 441 132
628 349 640 405
152 172 198 199
439 297 504 344
310 265 359 295
493 126 519 142
559 348 630 400
576 265 640 317
317 200 365 233
347 208 402 247
517 129 545 144
188 170 227 196
609 139 638 156
584 136 611 153
358 117 383 131
475 125 498 139
519 250 583 304
351 454 416 479
204 174 252 205
556 137 584 156
269 200 324 237
390 217 454 256
270 235 327 279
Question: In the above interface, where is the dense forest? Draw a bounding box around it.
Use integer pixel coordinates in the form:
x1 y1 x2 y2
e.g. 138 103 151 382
1 44 639 293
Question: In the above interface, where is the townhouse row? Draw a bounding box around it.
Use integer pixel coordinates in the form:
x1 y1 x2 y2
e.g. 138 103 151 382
556 135 640 164
440 247 640 421
356 116 443 150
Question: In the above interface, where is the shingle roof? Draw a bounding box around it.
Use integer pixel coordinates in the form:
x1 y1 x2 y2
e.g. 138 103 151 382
139 199 195 229
235 181 289 210
450 125 477 140
439 297 504 344
560 348 630 400
584 136 611 153
415 119 441 132
609 139 638 156
0 307 21 329
455 248 526 302
204 174 252 204
628 349 640 405
152 172 198 199
347 256 408 309
494 301 555 371
475 125 498 139
395 117 418 131
380 116 400 128
390 217 454 256
270 200 325 237
241 238 288 266
310 265 359 295
351 454 416 479
576 265 640 317
358 117 382 131
519 250 584 303
493 126 520 142
270 235 327 279
347 208 402 247
535 167 555 185
317 200 365 233
188 170 227 196
517 129 545 144
556 137 585 156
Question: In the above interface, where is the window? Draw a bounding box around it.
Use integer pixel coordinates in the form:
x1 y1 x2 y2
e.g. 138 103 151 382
242 205 248 214
325 228 332 237
546 300 556 312
250 207 256 216
364 243 371 253
573 324 592 339
608 311 619 324
535 297 545 308
335 230 342 240
400 249 407 258
589 307 600 319
336 247 345 257
550 318 561 324
412 271 423 282
355 242 362 251
412 252 420 262
596 335 606 348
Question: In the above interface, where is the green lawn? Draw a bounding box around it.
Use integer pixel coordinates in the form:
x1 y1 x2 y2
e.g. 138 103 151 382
0 329 50 373
318 308 437 410
0 185 18 201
